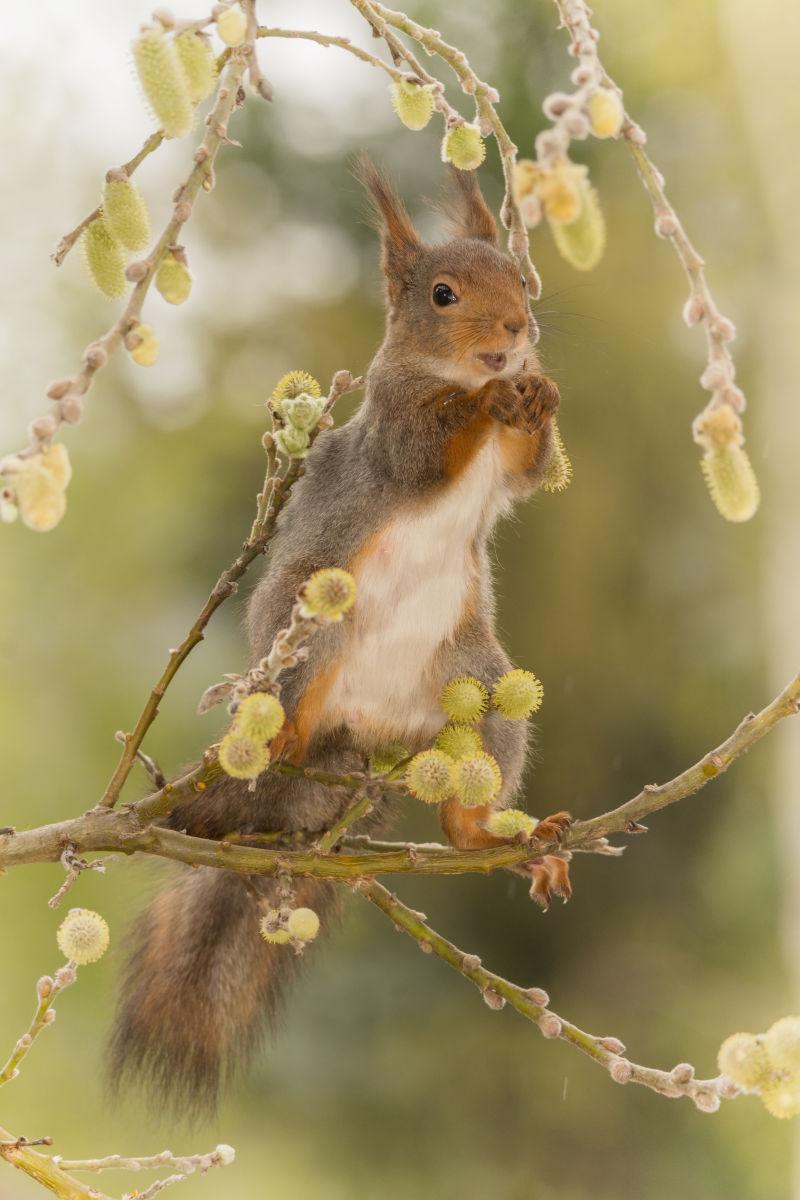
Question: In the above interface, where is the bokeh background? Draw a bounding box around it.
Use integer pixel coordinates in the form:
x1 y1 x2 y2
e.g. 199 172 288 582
1 0 798 1197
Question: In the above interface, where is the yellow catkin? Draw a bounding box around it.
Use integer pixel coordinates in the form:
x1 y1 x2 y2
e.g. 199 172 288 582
441 123 486 171
133 25 194 138
56 909 110 965
550 178 606 271
235 692 285 742
302 569 357 621
717 1032 772 1090
453 752 502 808
405 750 456 804
155 253 192 305
538 162 584 226
390 79 434 131
102 178 151 252
700 445 760 523
14 464 67 533
174 31 218 104
492 669 544 720
512 158 541 202
485 808 537 838
128 324 159 367
82 218 127 300
542 418 573 492
587 88 624 138
216 6 247 47
271 370 322 403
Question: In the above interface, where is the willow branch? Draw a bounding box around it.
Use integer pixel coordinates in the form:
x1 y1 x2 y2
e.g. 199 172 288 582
96 369 361 811
0 969 75 1087
0 1127 108 1200
8 49 245 472
550 0 748 443
51 131 165 268
1 672 797 879
368 2 541 298
361 879 736 1110
256 25 407 83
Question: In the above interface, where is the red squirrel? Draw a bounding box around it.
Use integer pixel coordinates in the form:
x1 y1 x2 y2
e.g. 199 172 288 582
111 160 571 1110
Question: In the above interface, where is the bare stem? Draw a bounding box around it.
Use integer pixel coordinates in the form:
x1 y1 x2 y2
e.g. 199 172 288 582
361 879 735 1110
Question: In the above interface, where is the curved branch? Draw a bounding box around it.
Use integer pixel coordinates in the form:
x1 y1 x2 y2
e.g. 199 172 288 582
361 879 736 1111
1 673 797 878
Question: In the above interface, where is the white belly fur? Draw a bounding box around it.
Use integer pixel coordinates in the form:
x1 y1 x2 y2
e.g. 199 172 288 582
320 434 510 746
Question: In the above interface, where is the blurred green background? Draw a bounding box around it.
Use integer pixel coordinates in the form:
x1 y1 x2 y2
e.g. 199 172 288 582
1 0 798 1197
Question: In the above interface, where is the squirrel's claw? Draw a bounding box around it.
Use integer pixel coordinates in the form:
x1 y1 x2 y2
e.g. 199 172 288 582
527 855 573 911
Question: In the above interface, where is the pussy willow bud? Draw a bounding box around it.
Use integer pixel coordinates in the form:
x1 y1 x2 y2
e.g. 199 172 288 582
259 911 291 944
369 743 409 775
214 1145 236 1166
440 676 488 724
279 395 326 432
512 159 540 202
30 414 57 442
271 370 322 404
60 397 83 424
453 752 502 807
717 1032 772 1089
537 161 585 226
390 79 435 131
492 669 543 720
550 176 606 271
587 88 624 138
434 723 483 761
485 808 537 838
761 1081 800 1120
216 5 247 47
235 692 285 742
46 379 72 401
542 418 573 493
82 218 127 300
126 323 159 367
274 429 309 462
175 31 218 104
218 731 269 779
405 750 456 804
103 176 151 252
302 568 357 621
133 25 194 138
694 407 760 523
13 448 71 533
287 907 320 942
155 252 192 305
765 1016 800 1075
441 123 486 171
40 444 72 490
56 908 110 965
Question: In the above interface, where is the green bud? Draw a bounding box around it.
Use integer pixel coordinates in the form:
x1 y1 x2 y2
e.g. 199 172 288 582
549 177 606 271
390 79 435 131
274 426 311 458
155 252 192 305
82 218 127 300
133 25 194 138
440 676 488 724
441 123 486 171
280 394 326 432
103 177 151 252
174 30 218 104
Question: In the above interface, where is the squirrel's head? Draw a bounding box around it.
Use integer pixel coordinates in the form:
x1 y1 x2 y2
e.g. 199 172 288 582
357 155 534 389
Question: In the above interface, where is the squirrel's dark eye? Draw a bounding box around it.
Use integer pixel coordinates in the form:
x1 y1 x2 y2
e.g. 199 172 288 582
433 283 458 307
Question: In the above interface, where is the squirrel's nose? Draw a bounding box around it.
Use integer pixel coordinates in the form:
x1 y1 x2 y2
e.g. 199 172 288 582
504 319 524 336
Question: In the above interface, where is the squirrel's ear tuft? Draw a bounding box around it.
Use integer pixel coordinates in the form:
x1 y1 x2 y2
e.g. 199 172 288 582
354 154 421 306
445 166 498 245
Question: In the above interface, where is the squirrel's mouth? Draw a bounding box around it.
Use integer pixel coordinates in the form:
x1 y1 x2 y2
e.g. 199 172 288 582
477 351 507 373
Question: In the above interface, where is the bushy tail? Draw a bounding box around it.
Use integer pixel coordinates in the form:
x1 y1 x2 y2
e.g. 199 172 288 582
110 864 334 1114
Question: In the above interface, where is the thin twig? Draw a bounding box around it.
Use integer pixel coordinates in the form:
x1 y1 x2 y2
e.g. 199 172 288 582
0 967 77 1087
97 369 362 811
361 878 736 1110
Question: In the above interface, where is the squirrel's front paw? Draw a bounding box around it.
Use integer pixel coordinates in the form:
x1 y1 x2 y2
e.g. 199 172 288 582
515 373 560 433
479 378 530 431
